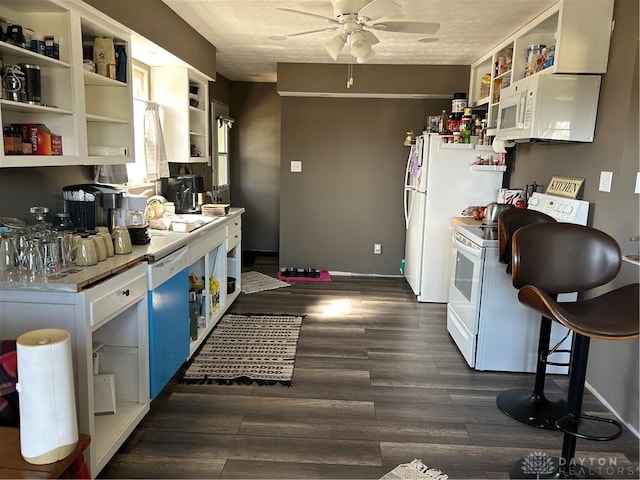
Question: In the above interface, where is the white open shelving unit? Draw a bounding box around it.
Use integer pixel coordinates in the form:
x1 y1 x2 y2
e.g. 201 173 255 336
0 0 135 167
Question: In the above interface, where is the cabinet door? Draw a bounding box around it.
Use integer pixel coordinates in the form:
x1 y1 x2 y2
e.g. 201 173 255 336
148 267 189 398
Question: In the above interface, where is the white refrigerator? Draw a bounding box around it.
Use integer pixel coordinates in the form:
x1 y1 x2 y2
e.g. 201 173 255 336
403 134 504 303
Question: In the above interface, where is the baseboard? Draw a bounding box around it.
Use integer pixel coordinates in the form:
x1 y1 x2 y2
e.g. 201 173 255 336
585 381 640 438
242 250 278 257
329 271 404 278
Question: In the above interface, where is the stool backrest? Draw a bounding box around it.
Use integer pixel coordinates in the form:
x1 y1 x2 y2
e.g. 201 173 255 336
498 209 557 267
512 223 622 294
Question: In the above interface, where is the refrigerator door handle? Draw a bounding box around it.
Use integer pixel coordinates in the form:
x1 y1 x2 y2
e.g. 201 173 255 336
404 186 414 229
404 147 413 188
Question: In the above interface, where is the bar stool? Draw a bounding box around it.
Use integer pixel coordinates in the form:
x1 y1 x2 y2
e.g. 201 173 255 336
508 222 639 478
496 208 568 430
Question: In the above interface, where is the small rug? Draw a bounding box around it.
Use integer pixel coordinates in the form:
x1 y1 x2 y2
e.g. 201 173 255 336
182 313 304 385
381 459 448 480
277 269 332 283
241 271 290 294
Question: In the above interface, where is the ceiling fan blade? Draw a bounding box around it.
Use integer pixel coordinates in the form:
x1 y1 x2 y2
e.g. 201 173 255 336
362 30 380 46
277 7 339 24
358 0 401 21
372 21 440 35
286 26 340 38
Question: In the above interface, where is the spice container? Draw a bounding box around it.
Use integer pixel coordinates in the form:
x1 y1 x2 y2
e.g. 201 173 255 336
447 112 461 133
451 92 467 113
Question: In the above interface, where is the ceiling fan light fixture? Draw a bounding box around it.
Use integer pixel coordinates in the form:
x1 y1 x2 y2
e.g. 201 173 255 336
350 30 371 58
324 33 347 60
356 49 375 63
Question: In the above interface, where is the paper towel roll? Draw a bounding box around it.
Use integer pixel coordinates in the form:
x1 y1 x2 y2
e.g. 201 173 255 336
492 139 516 153
88 145 129 156
16 329 78 465
492 139 507 153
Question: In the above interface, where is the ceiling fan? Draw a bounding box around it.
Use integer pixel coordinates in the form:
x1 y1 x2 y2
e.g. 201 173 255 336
278 0 440 64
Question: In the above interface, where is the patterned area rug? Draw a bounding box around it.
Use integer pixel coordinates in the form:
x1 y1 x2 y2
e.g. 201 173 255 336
241 271 290 294
182 313 304 385
381 459 448 480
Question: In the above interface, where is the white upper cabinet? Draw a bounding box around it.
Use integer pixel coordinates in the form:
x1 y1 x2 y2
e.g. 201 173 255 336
150 65 211 164
0 0 133 167
469 0 614 129
73 7 133 165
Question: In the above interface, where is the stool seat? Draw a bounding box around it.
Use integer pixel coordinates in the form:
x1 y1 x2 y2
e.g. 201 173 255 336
508 222 639 479
519 283 639 339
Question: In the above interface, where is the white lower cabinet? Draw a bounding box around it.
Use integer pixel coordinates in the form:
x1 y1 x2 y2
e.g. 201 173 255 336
0 262 149 477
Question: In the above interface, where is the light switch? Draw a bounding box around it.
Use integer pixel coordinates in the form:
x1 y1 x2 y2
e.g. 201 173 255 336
599 171 613 192
290 161 302 173
635 172 640 194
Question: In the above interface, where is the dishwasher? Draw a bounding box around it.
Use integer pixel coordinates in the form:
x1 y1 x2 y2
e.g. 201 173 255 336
148 246 190 398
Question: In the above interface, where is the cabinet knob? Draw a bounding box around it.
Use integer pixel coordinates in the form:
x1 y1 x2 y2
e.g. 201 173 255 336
122 289 130 296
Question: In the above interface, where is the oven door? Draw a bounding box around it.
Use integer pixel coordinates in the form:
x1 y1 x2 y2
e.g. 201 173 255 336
448 231 485 334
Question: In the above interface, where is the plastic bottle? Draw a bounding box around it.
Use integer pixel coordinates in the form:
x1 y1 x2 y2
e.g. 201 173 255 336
438 110 448 134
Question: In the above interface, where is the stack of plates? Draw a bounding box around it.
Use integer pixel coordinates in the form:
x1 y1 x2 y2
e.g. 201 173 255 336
127 225 150 244
201 204 230 217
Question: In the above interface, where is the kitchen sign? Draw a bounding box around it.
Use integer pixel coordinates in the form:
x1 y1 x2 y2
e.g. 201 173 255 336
545 176 584 199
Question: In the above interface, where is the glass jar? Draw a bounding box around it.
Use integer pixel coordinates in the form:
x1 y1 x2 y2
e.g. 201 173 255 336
52 212 73 231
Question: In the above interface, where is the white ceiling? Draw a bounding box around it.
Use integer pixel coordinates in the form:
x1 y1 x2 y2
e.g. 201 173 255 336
161 0 556 83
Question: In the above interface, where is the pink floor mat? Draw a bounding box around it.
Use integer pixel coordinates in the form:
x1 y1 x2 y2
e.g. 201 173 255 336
277 269 332 282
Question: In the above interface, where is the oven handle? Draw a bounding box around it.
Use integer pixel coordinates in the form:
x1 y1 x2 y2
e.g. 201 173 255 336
453 232 483 258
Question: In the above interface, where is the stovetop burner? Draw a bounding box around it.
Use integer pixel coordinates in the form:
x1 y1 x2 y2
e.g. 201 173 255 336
457 224 499 246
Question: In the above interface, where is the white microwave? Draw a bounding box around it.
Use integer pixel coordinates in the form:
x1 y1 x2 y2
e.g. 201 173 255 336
496 73 601 142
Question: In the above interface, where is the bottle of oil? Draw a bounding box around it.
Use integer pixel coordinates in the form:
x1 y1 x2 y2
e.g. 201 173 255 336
438 109 448 134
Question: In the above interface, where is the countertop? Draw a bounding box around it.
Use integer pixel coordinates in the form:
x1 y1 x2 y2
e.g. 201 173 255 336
0 208 244 293
451 216 483 227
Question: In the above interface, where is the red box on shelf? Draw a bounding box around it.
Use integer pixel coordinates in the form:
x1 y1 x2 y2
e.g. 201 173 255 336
13 124 63 155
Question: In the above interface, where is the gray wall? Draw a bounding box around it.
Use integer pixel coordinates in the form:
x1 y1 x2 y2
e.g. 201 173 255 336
507 0 639 432
229 83 281 253
276 63 469 273
279 96 449 273
83 0 216 79
0 167 94 220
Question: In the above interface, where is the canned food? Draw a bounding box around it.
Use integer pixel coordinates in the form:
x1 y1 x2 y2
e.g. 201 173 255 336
451 92 467 113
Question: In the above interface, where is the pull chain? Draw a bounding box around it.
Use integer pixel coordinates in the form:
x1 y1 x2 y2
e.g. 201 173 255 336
346 34 354 88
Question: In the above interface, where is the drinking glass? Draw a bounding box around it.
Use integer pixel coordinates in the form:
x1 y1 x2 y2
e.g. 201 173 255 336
22 239 45 279
0 233 18 274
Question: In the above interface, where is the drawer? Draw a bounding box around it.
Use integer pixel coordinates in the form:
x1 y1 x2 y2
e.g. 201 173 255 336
89 264 147 327
227 230 241 251
189 228 226 263
227 217 241 237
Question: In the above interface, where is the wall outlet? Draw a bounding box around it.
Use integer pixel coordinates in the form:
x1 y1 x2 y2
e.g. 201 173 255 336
290 160 302 172
599 171 613 192
374 243 382 255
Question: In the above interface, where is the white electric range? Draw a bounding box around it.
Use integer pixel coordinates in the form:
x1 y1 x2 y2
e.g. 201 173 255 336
446 193 589 372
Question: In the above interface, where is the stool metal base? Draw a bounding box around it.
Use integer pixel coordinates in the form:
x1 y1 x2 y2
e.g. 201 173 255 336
510 457 603 479
497 388 567 430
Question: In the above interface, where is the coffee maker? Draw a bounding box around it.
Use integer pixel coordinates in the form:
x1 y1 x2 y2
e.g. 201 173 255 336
63 184 122 231
161 175 205 214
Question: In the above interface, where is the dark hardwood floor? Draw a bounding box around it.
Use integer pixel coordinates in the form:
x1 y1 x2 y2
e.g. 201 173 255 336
101 255 639 479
